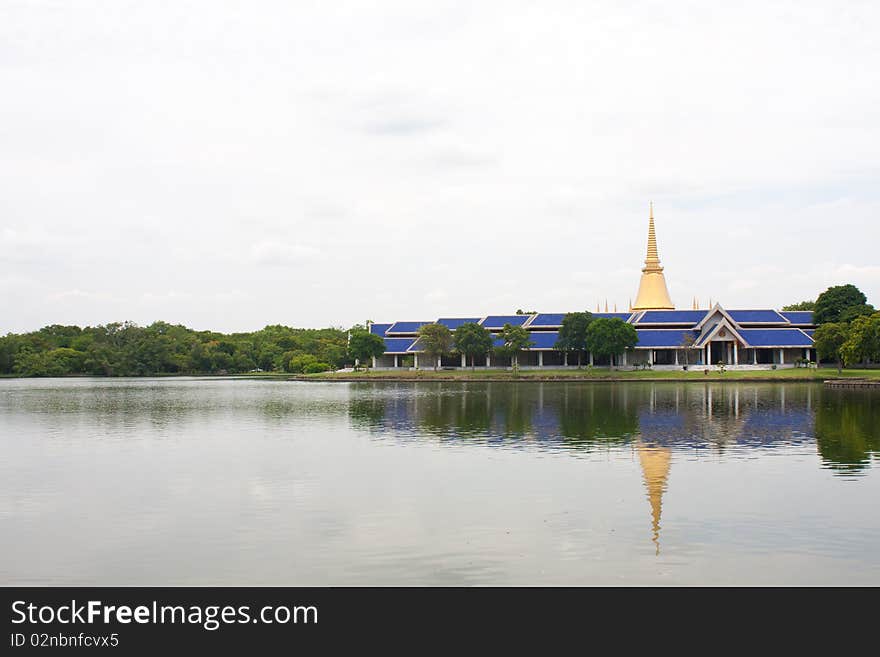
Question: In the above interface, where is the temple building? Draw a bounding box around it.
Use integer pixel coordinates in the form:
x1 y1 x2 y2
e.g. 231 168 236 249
369 206 817 369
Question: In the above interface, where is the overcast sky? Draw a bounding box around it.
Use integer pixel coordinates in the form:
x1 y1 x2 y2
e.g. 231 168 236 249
2 1 878 334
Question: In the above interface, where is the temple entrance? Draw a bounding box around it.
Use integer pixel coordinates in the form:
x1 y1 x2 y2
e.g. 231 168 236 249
710 342 726 365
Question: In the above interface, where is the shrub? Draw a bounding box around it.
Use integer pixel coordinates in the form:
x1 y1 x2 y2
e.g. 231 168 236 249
304 362 331 374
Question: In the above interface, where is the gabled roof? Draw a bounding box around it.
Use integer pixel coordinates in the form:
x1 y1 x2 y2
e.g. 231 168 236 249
528 313 566 328
693 316 749 348
369 323 393 337
780 311 814 325
436 318 481 330
728 309 788 324
383 337 417 353
635 310 708 326
694 304 739 331
481 314 531 329
527 331 561 350
386 321 431 334
738 328 814 347
635 329 699 348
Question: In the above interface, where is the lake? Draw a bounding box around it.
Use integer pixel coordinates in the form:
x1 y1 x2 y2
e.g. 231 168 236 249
1 378 878 585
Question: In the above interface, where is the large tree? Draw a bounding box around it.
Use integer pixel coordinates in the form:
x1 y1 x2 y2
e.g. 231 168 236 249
495 323 534 374
841 313 880 367
813 322 849 373
585 317 638 367
417 323 454 371
453 322 494 370
814 284 871 324
554 311 593 366
782 300 815 311
347 329 386 370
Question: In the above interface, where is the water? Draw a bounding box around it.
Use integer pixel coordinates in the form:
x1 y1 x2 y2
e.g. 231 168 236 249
1 378 878 585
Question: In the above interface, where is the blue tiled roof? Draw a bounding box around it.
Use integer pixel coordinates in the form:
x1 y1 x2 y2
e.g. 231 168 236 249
383 337 416 353
530 313 566 327
492 336 506 348
780 311 814 324
739 328 813 347
803 329 815 337
481 315 530 329
437 318 481 330
635 330 699 348
594 312 633 321
636 310 707 325
369 323 392 337
386 321 431 334
527 331 560 349
728 309 787 324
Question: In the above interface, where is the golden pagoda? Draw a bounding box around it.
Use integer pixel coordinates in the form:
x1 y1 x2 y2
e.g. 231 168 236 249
632 203 674 310
636 440 672 555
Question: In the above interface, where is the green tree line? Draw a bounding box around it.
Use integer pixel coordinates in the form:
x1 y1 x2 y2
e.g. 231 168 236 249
0 321 352 376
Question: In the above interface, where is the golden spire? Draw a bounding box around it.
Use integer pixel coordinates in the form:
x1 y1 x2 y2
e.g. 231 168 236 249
632 203 674 310
596 302 600 312
629 298 632 311
614 302 618 312
636 440 672 556
605 299 608 312
646 202 660 266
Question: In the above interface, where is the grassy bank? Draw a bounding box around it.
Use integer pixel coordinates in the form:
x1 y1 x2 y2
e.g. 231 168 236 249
294 367 880 383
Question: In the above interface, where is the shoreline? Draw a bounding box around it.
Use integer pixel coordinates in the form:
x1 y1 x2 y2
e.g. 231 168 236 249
3 370 879 384
290 369 880 384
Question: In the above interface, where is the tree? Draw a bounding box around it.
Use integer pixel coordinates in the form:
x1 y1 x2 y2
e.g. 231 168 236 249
839 304 876 323
417 323 454 371
347 329 386 370
494 323 534 374
782 300 815 311
814 322 849 373
814 284 870 324
453 322 494 370
679 332 696 367
585 317 638 367
554 311 593 366
515 309 537 315
840 313 880 367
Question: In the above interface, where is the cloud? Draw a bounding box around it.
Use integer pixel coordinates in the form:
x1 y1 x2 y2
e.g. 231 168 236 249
0 1 878 332
362 117 447 136
248 242 321 267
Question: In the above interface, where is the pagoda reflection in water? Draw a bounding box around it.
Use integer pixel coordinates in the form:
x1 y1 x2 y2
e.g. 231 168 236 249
348 382 879 551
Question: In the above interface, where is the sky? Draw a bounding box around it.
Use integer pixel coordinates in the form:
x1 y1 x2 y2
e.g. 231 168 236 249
2 0 879 334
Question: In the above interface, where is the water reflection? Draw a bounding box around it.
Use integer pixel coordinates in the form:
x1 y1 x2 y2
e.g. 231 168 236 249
635 441 671 555
814 389 880 475
348 382 840 452
2 378 879 584
349 382 880 552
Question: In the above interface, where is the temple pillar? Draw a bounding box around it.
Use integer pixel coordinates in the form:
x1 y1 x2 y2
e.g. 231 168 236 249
733 342 738 365
779 348 784 365
414 354 419 369
538 351 544 367
674 350 679 365
563 352 568 366
371 356 376 368
437 356 442 369
461 353 466 367
486 353 491 368
394 354 398 368
648 350 653 366
622 351 627 366
753 349 757 365
589 352 594 366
